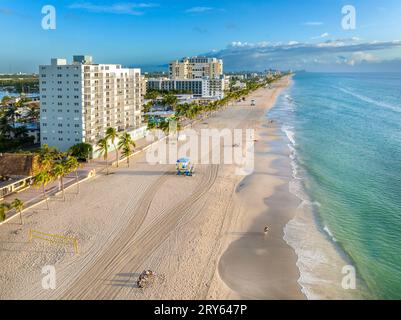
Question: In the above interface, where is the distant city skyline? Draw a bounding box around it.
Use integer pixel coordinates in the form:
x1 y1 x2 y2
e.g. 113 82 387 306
1 0 401 73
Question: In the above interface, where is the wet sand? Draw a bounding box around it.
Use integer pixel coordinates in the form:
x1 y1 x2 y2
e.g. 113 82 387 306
210 111 305 299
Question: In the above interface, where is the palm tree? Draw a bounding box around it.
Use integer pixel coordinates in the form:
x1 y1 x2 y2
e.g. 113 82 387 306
52 161 69 201
143 101 153 114
147 121 157 131
39 144 59 170
159 120 170 135
0 203 11 222
117 132 136 167
1 95 12 106
96 138 110 175
11 198 24 225
187 106 197 119
162 94 178 110
33 171 52 210
5 106 17 127
106 127 119 167
0 116 13 137
145 90 159 101
65 156 80 194
26 106 40 122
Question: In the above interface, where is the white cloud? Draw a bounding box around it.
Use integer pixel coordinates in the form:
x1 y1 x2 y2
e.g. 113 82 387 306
185 6 214 13
69 2 157 15
257 41 269 47
303 21 324 26
311 33 330 40
230 41 270 48
230 41 252 48
202 39 401 71
346 52 377 66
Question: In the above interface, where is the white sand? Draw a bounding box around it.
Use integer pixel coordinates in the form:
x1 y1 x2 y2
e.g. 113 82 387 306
0 77 302 299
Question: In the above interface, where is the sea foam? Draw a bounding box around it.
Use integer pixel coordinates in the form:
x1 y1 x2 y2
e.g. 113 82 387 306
282 125 296 146
279 90 346 300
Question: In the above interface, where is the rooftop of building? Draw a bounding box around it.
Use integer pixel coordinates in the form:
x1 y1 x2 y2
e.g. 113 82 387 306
171 56 222 63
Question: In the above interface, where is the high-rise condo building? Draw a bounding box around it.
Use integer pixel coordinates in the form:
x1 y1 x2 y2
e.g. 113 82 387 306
169 57 223 80
39 55 143 151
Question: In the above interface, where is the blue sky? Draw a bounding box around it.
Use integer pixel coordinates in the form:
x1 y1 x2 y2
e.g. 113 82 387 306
1 0 401 72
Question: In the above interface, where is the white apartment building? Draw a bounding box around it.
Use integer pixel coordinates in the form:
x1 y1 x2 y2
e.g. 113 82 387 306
169 57 223 80
39 55 143 151
146 77 226 100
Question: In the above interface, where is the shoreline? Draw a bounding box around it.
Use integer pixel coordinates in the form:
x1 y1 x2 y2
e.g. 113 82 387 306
208 77 305 299
276 81 368 300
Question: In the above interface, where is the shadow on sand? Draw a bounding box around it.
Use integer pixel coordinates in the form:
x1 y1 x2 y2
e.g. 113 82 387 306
107 272 142 288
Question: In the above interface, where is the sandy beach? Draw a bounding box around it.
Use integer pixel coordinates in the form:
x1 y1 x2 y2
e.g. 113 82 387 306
0 76 305 299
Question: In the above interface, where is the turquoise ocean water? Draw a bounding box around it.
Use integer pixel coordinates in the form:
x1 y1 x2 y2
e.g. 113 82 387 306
269 73 401 299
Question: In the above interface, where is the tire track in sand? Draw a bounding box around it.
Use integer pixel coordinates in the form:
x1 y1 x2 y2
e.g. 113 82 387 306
60 173 169 299
62 165 219 299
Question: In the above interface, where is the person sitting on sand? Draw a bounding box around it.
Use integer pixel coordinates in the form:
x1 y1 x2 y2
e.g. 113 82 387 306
264 226 270 235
